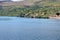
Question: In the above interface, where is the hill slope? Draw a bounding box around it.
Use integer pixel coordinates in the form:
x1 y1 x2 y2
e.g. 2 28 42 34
0 0 60 18
0 0 60 6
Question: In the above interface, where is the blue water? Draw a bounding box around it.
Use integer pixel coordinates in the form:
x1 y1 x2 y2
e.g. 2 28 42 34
0 16 60 40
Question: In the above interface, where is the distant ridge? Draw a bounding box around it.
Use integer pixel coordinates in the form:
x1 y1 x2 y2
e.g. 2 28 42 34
0 0 41 6
0 0 60 6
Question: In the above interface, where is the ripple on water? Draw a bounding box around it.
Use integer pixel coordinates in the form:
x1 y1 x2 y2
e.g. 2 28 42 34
0 17 60 40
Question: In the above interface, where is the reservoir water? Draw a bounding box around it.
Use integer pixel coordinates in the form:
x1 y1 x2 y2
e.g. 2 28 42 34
0 16 60 40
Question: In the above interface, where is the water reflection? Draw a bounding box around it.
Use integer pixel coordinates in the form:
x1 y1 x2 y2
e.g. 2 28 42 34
0 18 11 20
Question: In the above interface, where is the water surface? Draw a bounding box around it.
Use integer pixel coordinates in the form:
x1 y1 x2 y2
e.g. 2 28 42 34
0 16 60 40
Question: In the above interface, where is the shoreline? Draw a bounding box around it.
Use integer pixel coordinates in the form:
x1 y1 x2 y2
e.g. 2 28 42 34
49 17 60 19
0 16 60 19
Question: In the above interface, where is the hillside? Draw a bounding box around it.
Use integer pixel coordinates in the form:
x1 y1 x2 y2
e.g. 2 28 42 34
0 0 60 18
0 0 60 6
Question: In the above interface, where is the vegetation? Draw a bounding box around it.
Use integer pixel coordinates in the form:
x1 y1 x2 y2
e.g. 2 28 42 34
0 0 60 18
